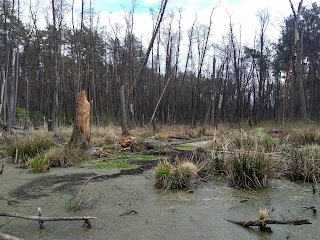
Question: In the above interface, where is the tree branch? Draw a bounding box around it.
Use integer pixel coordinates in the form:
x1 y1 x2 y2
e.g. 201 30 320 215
0 212 97 229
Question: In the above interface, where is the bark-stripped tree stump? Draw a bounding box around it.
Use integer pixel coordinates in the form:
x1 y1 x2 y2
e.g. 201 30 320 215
69 91 91 148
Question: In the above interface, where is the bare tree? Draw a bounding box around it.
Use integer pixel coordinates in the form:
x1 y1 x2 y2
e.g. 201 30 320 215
120 85 130 135
256 9 270 121
129 0 168 94
50 0 64 128
289 0 308 120
191 4 218 126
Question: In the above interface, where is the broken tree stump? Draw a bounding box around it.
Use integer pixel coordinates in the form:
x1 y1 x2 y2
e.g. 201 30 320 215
69 90 91 149
0 212 97 229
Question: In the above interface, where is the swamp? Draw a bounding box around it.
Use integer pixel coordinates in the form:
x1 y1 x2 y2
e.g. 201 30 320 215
0 122 320 240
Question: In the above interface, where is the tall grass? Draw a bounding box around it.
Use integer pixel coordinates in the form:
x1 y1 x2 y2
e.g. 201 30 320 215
285 145 320 182
286 128 320 145
65 178 97 212
27 147 90 172
232 130 280 152
5 132 55 162
226 152 273 189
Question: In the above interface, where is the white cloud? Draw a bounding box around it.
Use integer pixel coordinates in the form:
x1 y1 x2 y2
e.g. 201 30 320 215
143 0 160 5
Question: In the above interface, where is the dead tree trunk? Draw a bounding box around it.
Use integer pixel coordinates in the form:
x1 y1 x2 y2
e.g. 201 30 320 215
120 85 130 136
69 90 91 148
289 0 308 120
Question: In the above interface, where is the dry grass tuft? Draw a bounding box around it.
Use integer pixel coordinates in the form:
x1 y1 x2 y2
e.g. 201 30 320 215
259 208 269 221
154 158 199 190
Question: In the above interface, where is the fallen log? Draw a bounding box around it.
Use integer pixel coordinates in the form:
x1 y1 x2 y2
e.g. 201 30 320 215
0 212 97 229
228 219 312 226
227 219 312 232
0 232 22 240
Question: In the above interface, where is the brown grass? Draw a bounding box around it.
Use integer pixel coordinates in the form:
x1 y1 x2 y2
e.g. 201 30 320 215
154 158 199 190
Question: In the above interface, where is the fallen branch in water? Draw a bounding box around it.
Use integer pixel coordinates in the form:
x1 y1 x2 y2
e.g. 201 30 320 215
0 211 97 229
0 163 4 174
0 232 22 240
227 219 312 232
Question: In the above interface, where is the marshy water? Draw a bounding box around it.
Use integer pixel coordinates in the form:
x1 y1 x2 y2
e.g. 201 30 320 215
0 159 319 240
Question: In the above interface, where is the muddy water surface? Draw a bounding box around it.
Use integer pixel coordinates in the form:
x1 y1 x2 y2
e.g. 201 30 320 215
0 162 319 240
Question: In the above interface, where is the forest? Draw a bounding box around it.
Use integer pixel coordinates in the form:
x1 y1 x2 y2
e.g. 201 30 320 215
0 0 320 132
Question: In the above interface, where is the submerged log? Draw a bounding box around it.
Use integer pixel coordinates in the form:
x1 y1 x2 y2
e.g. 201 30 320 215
0 212 97 229
227 218 312 233
69 90 91 148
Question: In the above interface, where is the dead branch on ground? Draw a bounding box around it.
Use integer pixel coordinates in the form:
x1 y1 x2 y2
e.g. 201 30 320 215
0 211 97 229
0 232 22 240
227 218 312 233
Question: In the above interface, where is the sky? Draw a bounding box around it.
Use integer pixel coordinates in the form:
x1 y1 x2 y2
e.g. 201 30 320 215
87 0 315 45
23 0 315 70
24 0 315 46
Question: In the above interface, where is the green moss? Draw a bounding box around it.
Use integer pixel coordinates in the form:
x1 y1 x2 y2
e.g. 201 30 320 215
127 153 160 161
175 144 195 151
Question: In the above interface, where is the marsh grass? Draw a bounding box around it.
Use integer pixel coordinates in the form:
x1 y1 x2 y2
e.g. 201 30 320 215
90 125 121 147
26 152 50 172
27 147 90 172
5 132 55 162
49 147 90 167
154 158 198 190
285 145 320 182
232 130 279 152
226 152 273 190
65 178 97 212
286 128 320 145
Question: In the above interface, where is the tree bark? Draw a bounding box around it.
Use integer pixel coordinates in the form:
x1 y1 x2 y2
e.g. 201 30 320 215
0 212 97 229
120 85 130 136
289 0 308 120
69 90 91 148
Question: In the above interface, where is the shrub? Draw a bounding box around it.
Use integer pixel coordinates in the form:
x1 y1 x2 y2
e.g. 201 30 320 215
227 152 273 190
154 159 198 190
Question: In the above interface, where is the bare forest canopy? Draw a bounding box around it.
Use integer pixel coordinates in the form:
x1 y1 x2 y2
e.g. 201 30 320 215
0 0 319 130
